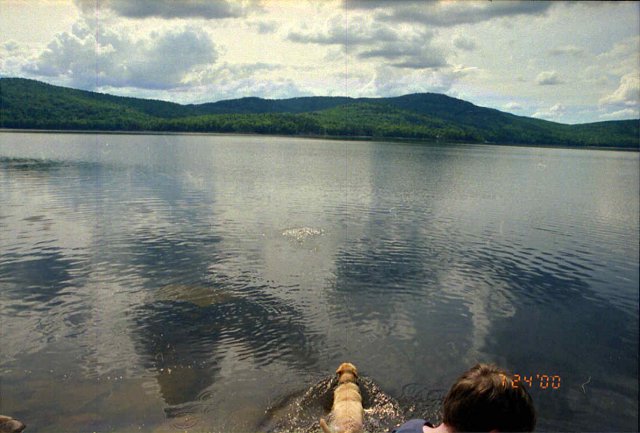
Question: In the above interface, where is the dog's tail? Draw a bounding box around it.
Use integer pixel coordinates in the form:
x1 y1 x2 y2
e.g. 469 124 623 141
319 418 333 433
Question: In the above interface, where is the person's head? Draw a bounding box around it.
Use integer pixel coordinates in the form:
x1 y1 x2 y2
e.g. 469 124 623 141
442 363 536 432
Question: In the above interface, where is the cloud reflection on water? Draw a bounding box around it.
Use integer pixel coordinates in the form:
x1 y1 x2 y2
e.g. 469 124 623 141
0 134 637 432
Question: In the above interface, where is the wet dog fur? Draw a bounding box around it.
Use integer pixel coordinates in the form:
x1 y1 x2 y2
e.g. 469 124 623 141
0 415 26 433
319 362 364 433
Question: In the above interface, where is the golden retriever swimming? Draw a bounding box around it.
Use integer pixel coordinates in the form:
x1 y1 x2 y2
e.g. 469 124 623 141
319 362 364 433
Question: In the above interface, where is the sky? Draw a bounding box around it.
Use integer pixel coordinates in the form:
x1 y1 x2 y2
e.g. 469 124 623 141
1 0 639 124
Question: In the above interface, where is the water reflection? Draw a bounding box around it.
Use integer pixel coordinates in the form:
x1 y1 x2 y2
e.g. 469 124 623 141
133 289 319 406
0 133 637 432
1 138 328 431
1 248 79 304
319 142 638 431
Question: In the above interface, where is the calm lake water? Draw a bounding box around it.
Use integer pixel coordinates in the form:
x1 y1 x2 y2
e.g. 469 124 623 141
0 132 638 433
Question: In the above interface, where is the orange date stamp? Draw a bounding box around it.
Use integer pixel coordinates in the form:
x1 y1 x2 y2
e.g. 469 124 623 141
499 373 561 390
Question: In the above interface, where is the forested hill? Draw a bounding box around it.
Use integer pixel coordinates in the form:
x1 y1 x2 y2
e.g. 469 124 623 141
1 77 638 148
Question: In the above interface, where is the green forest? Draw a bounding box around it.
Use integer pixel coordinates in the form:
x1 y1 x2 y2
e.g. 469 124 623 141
1 77 638 148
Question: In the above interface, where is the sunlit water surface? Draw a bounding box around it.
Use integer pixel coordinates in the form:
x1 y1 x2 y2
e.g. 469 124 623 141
0 132 638 432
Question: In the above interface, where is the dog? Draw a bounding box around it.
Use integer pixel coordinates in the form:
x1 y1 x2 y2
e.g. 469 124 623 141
0 415 25 433
319 362 364 433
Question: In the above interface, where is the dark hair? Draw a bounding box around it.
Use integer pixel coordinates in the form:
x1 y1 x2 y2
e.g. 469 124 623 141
442 363 537 432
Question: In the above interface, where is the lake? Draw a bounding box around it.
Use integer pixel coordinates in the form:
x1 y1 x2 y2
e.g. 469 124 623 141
0 132 638 432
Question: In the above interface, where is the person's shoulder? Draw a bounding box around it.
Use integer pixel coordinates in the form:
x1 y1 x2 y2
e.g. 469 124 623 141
389 418 431 433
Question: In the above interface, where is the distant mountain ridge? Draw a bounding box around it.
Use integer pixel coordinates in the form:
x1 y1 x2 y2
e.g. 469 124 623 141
1 77 638 148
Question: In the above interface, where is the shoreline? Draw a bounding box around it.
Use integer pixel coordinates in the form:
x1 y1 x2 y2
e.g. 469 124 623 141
1 128 638 152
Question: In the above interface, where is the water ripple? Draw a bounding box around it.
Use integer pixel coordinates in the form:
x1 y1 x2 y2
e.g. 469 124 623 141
1 135 637 432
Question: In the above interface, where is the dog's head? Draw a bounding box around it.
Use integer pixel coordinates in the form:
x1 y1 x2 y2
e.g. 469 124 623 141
336 362 358 384
0 415 26 433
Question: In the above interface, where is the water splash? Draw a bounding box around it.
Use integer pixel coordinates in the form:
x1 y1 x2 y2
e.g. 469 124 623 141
281 227 324 242
258 375 409 433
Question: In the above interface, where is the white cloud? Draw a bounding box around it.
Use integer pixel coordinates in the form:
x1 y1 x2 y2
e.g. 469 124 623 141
23 19 218 91
288 15 398 46
248 20 278 34
207 77 310 101
532 103 566 120
358 32 447 69
346 0 555 27
86 61 306 104
504 102 523 111
364 65 458 97
184 62 311 102
548 45 584 57
74 0 253 19
596 35 640 77
536 71 562 85
3 40 20 52
599 108 639 120
0 40 39 78
453 35 477 51
599 72 640 107
450 64 479 77
288 16 447 70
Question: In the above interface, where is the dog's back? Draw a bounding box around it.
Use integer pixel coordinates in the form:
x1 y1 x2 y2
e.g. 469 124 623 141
319 363 364 433
333 382 361 403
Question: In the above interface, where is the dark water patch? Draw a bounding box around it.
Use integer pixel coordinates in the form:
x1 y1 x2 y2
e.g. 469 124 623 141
0 249 88 307
0 156 69 171
131 291 322 407
0 156 109 178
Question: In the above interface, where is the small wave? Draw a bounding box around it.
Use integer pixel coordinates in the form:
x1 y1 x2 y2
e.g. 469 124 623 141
169 414 200 430
165 402 203 430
